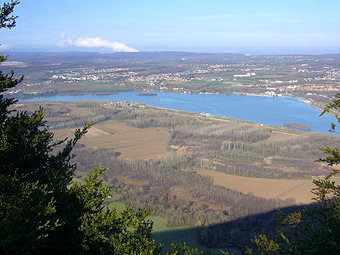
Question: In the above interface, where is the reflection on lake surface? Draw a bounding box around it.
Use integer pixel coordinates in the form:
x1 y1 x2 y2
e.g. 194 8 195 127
20 92 338 134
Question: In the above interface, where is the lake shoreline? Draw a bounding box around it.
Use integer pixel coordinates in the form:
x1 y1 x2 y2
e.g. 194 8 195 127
13 89 333 118
18 91 338 134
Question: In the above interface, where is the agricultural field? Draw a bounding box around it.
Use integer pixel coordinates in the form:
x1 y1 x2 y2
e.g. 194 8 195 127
15 100 340 251
54 120 171 160
198 170 339 203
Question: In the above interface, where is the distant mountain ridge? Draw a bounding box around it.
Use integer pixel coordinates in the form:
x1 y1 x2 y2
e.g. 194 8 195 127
4 51 244 62
5 51 340 63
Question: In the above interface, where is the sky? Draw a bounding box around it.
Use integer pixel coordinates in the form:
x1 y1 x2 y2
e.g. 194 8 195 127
0 0 340 54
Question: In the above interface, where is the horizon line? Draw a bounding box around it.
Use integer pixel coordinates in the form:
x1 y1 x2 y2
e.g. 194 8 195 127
3 50 340 56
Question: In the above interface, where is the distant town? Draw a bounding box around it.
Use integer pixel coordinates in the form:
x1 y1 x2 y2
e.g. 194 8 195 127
4 52 340 109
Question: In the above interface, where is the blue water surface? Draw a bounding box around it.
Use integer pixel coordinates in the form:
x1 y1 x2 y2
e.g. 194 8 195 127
20 92 338 134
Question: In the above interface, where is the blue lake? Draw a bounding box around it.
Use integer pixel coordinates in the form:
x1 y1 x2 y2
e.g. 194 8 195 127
21 92 338 134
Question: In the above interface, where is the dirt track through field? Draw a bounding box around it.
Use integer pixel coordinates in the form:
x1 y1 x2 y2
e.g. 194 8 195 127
198 169 340 204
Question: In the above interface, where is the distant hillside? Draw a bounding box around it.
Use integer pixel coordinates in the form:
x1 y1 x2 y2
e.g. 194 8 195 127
5 51 247 63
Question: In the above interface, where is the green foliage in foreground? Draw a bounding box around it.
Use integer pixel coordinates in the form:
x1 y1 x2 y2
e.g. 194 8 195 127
0 0 19 29
246 94 340 255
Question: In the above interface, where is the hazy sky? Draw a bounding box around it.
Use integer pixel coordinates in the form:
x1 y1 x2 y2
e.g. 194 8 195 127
1 0 339 54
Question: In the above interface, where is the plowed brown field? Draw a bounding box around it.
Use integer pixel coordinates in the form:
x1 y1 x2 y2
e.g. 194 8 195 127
54 120 171 160
198 169 340 204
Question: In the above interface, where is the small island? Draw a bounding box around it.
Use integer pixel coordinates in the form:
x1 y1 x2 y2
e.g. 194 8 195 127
137 93 158 96
284 122 311 131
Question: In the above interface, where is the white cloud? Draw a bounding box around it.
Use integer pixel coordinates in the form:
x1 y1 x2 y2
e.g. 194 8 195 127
63 37 139 52
0 43 10 50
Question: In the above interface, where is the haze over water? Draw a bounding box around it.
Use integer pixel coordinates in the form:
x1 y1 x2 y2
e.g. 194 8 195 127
21 92 338 134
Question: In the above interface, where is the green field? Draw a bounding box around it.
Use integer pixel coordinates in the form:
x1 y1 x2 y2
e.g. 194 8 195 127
80 81 113 86
105 201 232 254
153 227 232 254
80 87 133 91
